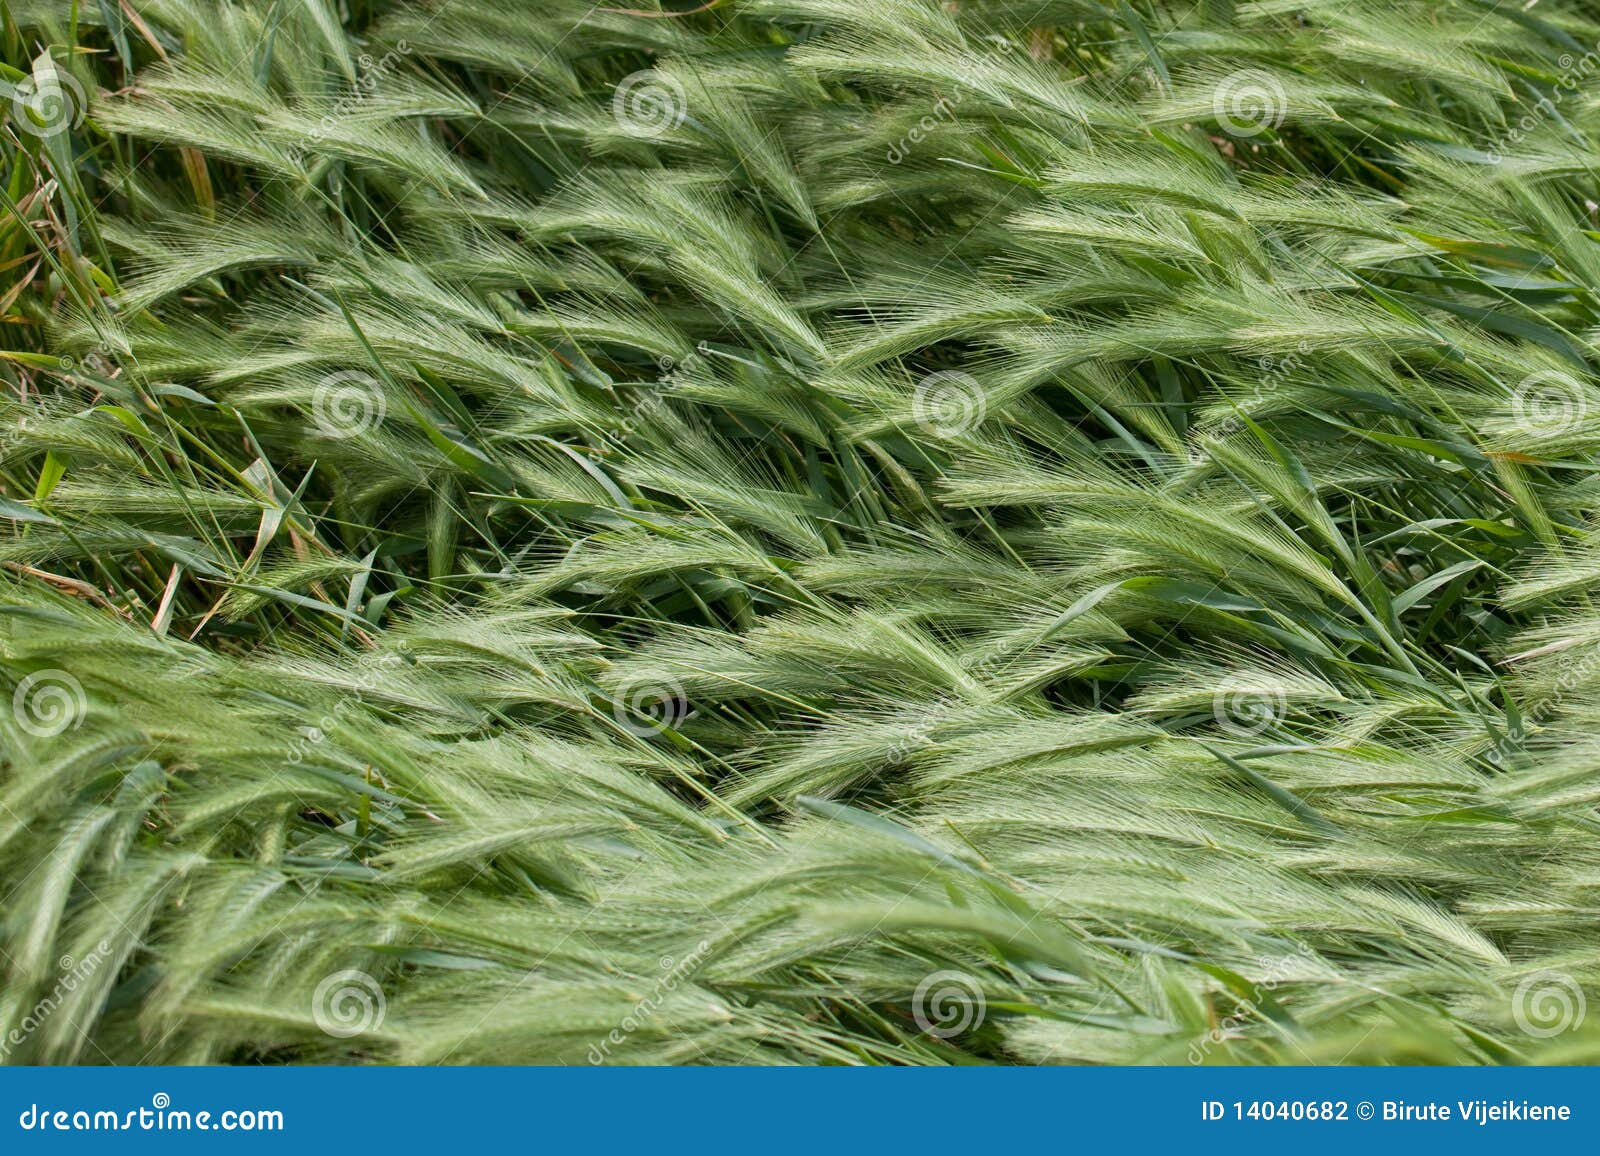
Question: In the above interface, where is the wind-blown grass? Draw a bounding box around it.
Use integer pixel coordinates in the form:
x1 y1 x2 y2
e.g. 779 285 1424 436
2 0 1600 1064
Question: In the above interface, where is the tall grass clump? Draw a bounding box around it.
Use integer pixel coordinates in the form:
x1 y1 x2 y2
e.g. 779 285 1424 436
2 0 1600 1064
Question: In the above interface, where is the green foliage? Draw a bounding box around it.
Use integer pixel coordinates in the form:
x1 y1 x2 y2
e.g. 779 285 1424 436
3 0 1600 1064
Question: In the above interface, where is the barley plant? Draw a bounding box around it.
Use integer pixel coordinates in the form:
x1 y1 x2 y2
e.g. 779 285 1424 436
3 0 1600 1066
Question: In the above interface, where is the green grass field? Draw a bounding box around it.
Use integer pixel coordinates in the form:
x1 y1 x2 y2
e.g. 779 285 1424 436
2 0 1600 1065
